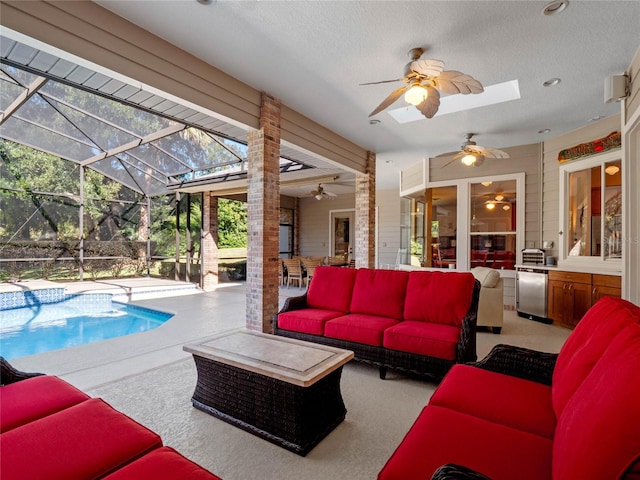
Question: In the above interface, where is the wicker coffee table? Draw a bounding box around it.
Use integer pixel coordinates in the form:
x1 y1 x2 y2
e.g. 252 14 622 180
183 329 354 456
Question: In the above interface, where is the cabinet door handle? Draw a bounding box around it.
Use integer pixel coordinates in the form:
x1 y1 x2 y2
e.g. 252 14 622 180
593 287 598 296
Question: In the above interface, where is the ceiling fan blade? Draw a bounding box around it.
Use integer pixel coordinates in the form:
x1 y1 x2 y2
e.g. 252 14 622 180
433 71 484 95
360 78 404 86
410 58 445 77
416 86 440 119
324 191 337 197
369 85 407 117
484 148 510 159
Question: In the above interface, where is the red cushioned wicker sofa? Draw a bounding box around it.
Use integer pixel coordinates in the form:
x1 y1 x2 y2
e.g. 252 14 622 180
275 266 480 381
0 359 221 480
377 296 640 480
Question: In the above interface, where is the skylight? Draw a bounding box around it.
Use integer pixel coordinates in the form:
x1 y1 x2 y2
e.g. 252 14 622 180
387 80 521 124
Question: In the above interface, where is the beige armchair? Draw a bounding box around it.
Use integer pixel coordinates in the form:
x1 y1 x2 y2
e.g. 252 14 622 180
471 267 504 334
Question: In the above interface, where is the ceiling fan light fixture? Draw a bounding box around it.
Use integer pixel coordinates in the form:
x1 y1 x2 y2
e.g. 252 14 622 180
495 194 505 201
503 204 511 211
461 153 477 166
605 165 620 175
486 202 496 210
481 181 493 187
404 84 428 106
315 194 323 200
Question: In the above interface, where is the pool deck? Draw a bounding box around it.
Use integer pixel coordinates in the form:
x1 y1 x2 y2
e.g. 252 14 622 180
0 278 201 302
3 278 309 390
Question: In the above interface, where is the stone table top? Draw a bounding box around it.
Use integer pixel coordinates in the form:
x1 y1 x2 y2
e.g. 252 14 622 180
184 329 353 387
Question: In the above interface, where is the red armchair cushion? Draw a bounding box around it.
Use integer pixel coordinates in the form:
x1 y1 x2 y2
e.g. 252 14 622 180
306 266 357 312
552 297 640 417
325 314 399 346
383 321 461 361
403 271 475 326
103 447 222 480
0 375 90 432
0 398 162 480
553 322 640 480
277 308 344 335
350 269 409 320
377 405 552 480
429 364 556 439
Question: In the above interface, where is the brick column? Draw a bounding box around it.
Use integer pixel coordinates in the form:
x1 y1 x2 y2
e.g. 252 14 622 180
355 151 376 268
246 93 281 333
201 193 219 291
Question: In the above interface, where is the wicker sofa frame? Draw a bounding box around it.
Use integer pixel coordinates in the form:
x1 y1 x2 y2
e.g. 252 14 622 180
274 279 480 382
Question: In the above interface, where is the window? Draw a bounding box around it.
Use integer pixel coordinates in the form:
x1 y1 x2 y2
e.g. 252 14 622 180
401 173 523 270
559 151 622 265
427 186 457 269
279 208 294 258
470 180 517 270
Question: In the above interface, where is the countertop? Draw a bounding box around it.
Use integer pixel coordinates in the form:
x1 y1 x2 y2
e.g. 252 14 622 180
515 264 622 276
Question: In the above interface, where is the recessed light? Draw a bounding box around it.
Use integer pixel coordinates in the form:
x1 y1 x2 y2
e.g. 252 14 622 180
588 115 605 123
385 160 393 164
369 119 381 125
542 1 569 16
542 78 561 87
197 0 215 4
538 128 551 134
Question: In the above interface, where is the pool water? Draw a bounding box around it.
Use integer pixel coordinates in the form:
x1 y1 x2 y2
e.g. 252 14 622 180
0 296 173 360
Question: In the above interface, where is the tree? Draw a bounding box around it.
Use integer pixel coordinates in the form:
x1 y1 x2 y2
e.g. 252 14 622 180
218 199 247 248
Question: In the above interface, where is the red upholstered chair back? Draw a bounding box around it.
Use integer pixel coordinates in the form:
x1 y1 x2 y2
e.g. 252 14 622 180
403 271 476 327
551 296 640 418
306 266 357 313
350 268 409 320
552 321 640 480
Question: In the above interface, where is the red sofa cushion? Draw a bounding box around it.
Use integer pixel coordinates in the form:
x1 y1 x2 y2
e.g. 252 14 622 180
377 405 552 480
0 398 162 480
552 297 640 417
403 271 475 326
430 364 556 439
383 321 461 361
0 375 90 432
325 313 399 346
350 269 409 320
103 446 222 480
553 322 640 480
307 266 357 312
277 308 344 335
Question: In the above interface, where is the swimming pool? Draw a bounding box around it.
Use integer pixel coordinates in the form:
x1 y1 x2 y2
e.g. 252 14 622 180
0 291 173 360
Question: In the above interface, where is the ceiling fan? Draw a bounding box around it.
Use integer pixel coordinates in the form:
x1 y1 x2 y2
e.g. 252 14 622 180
363 47 484 119
442 133 510 168
309 184 337 201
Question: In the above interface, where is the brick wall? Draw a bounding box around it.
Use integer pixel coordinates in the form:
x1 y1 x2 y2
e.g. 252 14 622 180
246 93 281 332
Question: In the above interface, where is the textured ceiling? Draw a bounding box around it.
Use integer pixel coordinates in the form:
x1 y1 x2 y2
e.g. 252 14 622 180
94 1 640 189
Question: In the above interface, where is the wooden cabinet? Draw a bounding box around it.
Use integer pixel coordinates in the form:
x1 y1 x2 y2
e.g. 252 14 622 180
547 271 592 328
591 274 622 303
547 271 621 328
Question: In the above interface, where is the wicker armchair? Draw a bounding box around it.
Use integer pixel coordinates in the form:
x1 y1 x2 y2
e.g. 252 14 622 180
283 258 303 287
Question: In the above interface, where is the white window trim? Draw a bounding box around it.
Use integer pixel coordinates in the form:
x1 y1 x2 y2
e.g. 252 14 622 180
557 149 622 272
